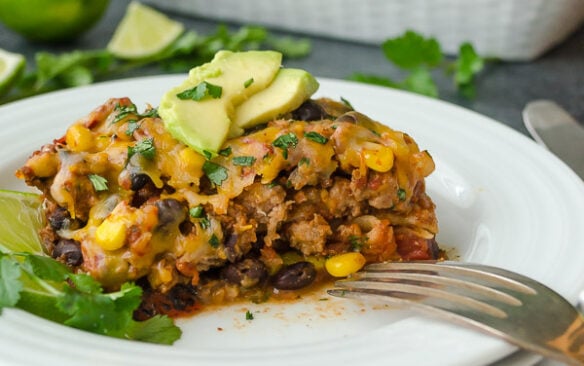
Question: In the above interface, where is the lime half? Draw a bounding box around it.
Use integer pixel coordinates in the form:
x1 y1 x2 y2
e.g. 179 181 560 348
0 49 25 97
0 189 44 254
107 1 184 60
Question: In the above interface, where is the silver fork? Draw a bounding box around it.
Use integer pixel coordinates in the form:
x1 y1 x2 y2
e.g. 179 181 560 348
328 261 584 365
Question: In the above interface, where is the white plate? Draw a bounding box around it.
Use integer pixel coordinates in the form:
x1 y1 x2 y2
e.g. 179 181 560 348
0 76 583 366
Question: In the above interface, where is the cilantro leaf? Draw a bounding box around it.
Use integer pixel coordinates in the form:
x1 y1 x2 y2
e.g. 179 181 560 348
382 30 443 69
400 68 438 98
232 156 256 166
0 255 22 308
88 174 108 192
125 315 182 345
128 138 156 160
203 161 228 185
304 131 328 144
177 81 222 101
272 132 299 159
22 254 70 282
454 43 484 85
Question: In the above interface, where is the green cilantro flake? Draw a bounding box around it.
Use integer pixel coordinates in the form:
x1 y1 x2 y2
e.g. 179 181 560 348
176 81 223 101
203 161 228 186
199 217 210 230
244 78 254 88
125 120 139 136
340 97 354 110
232 156 256 166
272 132 298 159
218 146 232 157
113 103 138 123
209 234 220 248
88 174 108 192
189 206 204 218
128 138 156 160
202 150 213 160
397 188 407 201
349 235 366 251
245 310 254 320
299 157 310 166
304 131 328 144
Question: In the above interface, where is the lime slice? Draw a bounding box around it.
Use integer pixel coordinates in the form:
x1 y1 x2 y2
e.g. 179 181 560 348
0 189 44 254
0 49 25 97
107 1 185 60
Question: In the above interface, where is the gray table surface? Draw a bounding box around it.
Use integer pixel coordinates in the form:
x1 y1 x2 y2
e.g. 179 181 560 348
1 0 583 138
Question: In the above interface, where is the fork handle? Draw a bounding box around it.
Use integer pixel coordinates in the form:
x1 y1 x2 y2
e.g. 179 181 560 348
546 314 584 365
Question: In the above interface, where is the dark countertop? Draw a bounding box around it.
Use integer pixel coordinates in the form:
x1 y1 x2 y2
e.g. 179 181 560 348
1 0 583 137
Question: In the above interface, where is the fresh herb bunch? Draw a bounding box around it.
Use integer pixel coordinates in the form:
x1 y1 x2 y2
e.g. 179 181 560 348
0 251 181 344
350 30 485 98
0 24 311 105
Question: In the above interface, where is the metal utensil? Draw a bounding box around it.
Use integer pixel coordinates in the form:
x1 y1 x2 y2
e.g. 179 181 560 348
522 100 584 180
328 261 584 365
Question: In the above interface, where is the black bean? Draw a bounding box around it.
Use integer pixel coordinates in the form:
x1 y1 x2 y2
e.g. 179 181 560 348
130 173 151 191
168 283 198 311
272 261 316 290
48 206 71 230
223 258 268 288
52 239 83 266
292 100 326 121
155 199 186 227
223 233 240 262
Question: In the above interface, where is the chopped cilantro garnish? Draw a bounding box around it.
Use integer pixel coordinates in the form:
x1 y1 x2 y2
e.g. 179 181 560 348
128 138 156 160
209 234 220 248
304 131 328 144
218 146 232 157
349 235 367 251
113 103 138 123
202 150 213 160
199 217 210 230
244 78 254 88
397 188 407 201
125 120 139 136
232 156 256 166
272 132 298 159
176 81 223 101
189 206 204 218
299 157 310 166
203 161 228 186
245 310 254 320
88 174 108 192
340 97 354 110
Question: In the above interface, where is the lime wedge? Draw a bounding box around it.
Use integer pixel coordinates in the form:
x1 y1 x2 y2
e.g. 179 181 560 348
0 49 25 97
106 1 184 60
0 190 44 254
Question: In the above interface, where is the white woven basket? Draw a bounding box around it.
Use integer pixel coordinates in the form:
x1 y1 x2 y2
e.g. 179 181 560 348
143 0 584 60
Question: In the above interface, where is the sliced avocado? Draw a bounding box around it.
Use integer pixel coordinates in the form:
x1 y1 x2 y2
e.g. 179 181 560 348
232 68 319 133
158 50 282 154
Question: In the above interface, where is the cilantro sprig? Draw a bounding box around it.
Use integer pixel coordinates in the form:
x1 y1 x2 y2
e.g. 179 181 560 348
0 24 311 104
350 30 485 98
0 251 181 344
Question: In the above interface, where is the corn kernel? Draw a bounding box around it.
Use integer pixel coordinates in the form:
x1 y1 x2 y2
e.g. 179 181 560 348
363 146 394 172
66 124 94 152
179 147 205 174
325 252 366 277
95 218 127 251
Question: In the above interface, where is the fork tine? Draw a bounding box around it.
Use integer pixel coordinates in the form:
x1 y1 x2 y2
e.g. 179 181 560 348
365 261 537 295
350 271 522 306
331 279 509 318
